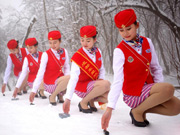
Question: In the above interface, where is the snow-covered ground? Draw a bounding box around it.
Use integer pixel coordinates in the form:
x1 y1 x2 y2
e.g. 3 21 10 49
0 75 180 135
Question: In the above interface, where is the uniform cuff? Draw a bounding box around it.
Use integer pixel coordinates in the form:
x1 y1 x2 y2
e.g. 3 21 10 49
31 89 37 93
107 102 116 110
64 94 72 101
3 81 7 84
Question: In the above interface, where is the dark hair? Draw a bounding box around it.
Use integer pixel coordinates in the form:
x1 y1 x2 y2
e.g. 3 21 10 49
16 40 19 49
134 21 137 25
58 38 61 42
34 42 39 46
92 31 98 39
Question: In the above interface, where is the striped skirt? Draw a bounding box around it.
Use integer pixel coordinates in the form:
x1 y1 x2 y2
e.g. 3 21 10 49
44 79 64 95
74 81 96 98
123 83 155 108
27 82 33 88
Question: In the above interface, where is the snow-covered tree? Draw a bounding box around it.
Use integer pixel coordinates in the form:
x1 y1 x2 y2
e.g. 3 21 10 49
0 9 7 78
100 0 180 83
1 0 180 84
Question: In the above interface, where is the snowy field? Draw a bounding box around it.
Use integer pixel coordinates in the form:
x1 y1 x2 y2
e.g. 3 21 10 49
0 75 180 135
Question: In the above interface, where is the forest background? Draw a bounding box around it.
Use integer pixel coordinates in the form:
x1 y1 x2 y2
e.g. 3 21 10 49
0 0 180 90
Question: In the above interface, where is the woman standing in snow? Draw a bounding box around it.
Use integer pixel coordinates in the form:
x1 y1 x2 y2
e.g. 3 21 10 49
101 9 180 129
1 39 29 95
63 25 110 114
29 30 70 105
13 38 46 99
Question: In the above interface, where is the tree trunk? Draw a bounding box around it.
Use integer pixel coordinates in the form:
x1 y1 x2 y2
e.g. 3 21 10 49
155 36 170 74
22 16 37 47
43 0 49 32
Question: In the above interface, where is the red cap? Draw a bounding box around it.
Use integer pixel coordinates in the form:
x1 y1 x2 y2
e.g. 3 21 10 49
114 9 137 28
25 38 38 46
7 39 18 49
48 30 61 40
80 25 97 38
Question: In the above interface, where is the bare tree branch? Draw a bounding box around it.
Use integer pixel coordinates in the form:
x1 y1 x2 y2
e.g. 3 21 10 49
21 16 37 48
43 0 50 32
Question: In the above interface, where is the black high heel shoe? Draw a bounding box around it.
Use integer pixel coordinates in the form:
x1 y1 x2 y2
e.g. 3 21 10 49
35 93 38 98
49 95 57 106
57 94 64 103
78 103 92 113
88 102 98 112
144 120 150 125
23 90 27 94
39 91 47 99
17 92 22 95
129 110 147 127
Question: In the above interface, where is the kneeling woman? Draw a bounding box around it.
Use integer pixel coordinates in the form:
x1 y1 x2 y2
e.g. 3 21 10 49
2 39 29 95
13 38 46 99
29 30 70 105
63 25 110 114
101 9 180 129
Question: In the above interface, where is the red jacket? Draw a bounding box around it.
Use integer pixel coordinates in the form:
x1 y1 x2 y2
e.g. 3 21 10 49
26 52 42 82
71 47 102 92
9 48 27 76
116 36 154 96
44 49 65 84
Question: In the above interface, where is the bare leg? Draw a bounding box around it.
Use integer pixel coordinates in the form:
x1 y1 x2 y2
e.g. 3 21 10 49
19 73 29 93
89 91 109 107
57 93 65 102
49 75 70 102
95 92 109 103
146 96 180 115
132 83 176 122
80 80 110 109
39 81 45 96
89 100 96 108
38 81 46 98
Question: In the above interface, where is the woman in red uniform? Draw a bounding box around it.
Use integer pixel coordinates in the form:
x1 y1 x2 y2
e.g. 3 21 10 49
13 38 46 99
29 30 70 105
1 39 29 95
63 25 110 114
101 9 180 129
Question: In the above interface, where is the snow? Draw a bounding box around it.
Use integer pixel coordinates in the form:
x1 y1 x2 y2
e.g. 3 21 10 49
122 1 180 28
0 75 180 135
54 6 64 11
56 15 63 20
30 15 37 23
21 15 37 47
